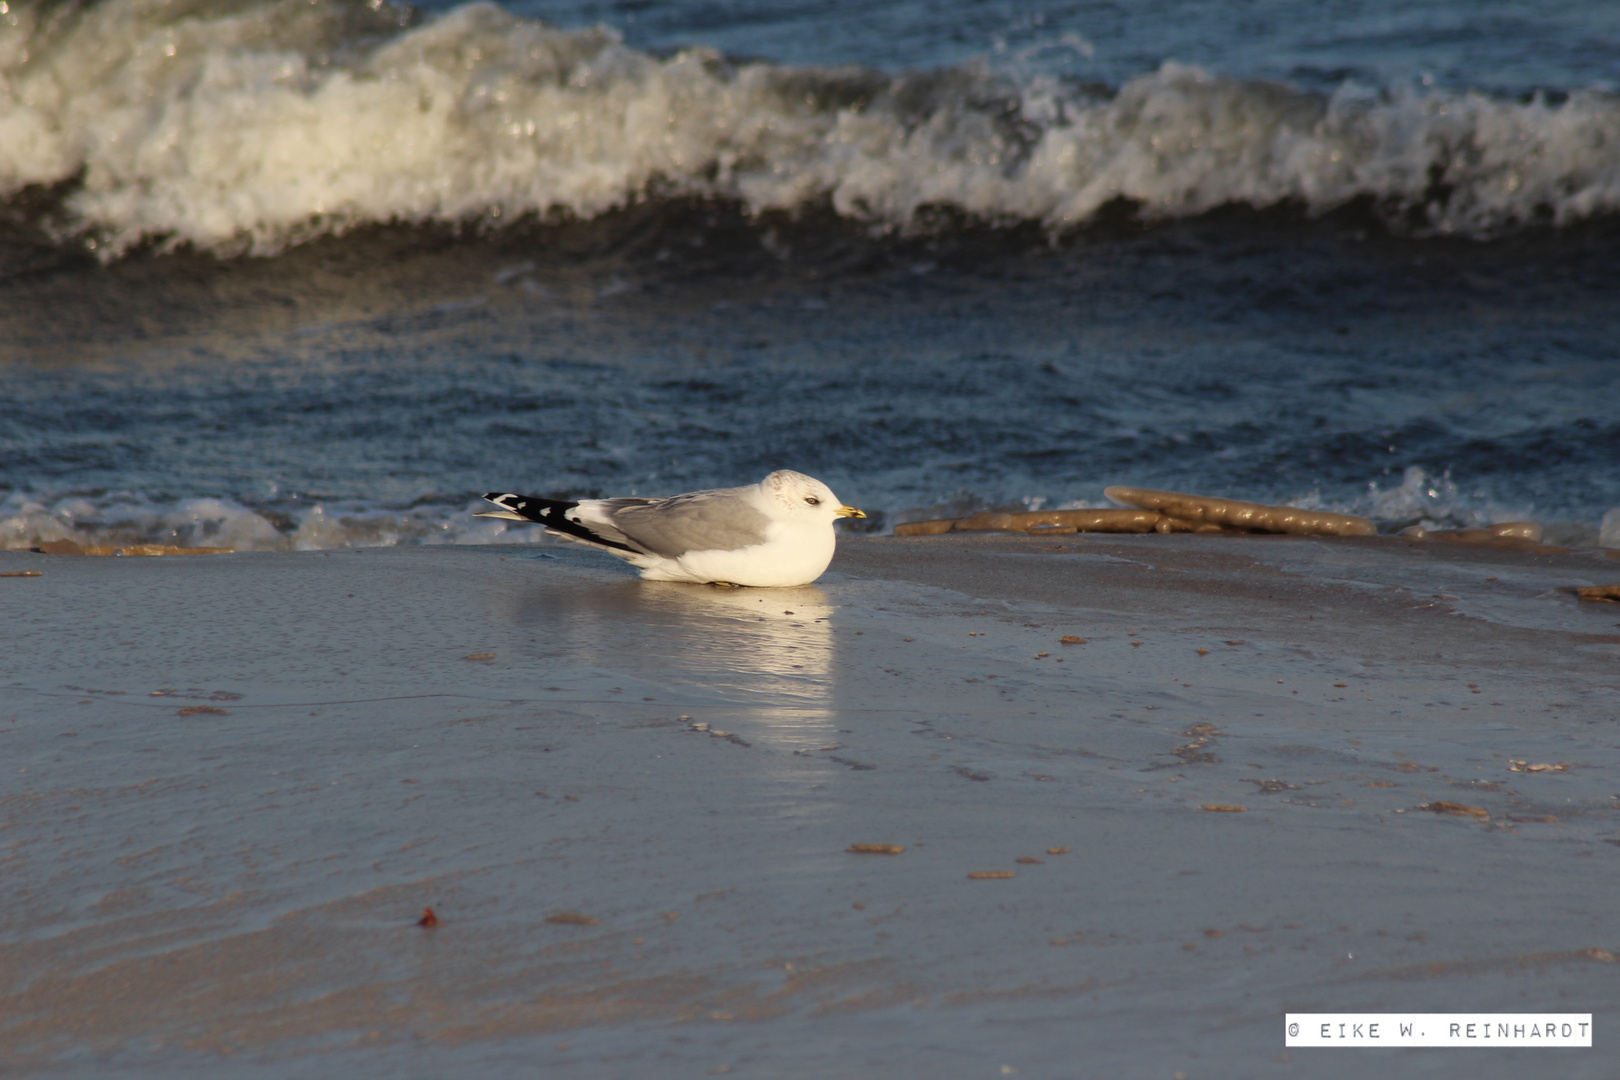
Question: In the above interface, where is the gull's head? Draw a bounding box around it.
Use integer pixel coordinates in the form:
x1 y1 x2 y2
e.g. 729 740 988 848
761 470 865 524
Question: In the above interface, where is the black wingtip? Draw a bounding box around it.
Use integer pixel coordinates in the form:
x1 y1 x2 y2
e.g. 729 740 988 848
480 491 642 554
480 492 548 522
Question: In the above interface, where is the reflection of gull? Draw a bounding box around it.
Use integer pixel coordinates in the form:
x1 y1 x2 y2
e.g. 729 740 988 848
478 470 864 587
491 578 839 753
637 583 840 754
636 583 837 703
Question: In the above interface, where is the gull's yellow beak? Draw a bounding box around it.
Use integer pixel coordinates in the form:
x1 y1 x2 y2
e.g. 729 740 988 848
835 505 866 519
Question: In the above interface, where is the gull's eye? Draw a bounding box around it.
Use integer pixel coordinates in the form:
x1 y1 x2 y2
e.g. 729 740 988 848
805 496 820 506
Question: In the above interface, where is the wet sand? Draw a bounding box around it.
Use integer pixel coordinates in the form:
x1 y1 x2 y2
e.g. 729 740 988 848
3 535 1619 1078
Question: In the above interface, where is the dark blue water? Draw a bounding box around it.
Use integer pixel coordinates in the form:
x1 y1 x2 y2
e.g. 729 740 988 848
1 0 1617 549
480 0 1619 96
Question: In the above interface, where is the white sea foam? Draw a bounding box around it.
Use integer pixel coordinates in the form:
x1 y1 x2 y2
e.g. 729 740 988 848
1351 465 1544 531
3 0 1619 258
0 491 549 551
0 474 1607 552
1600 508 1620 549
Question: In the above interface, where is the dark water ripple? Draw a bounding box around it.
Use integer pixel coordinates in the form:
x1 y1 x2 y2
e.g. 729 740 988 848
2 207 1618 548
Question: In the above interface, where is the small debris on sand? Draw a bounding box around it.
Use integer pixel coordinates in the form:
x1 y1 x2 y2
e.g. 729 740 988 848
1508 761 1571 773
894 493 1383 537
177 705 231 716
417 908 440 928
892 518 956 536
1419 801 1489 817
1015 857 1045 865
25 540 86 555
463 652 496 661
1200 804 1248 812
1046 847 1070 855
22 539 232 556
1060 635 1086 645
1401 521 1546 546
1 571 43 577
847 843 905 855
1105 487 1375 536
967 871 1016 880
896 508 1165 536
546 912 601 925
1575 585 1620 603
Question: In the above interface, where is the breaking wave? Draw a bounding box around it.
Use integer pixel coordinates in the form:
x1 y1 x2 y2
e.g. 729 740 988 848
4 0 1620 258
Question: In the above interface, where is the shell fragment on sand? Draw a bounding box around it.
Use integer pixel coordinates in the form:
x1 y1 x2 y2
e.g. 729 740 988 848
546 912 601 925
846 843 905 855
1104 487 1376 537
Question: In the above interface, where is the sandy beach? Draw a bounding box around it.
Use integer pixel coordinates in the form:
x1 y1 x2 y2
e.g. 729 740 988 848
3 534 1618 1078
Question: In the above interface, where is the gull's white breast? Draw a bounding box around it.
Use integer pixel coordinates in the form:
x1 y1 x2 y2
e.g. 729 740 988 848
639 516 836 587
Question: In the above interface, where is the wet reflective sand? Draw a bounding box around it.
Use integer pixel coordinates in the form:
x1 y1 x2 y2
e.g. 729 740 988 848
2 537 1618 1077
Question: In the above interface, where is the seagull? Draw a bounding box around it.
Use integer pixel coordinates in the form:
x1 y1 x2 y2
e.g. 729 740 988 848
477 470 865 587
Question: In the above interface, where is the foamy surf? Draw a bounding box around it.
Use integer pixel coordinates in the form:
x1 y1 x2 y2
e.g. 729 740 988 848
4 0 1620 260
0 491 540 552
3 471 1614 553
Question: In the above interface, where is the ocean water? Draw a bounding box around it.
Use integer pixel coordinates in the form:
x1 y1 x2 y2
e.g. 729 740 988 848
1 0 1617 550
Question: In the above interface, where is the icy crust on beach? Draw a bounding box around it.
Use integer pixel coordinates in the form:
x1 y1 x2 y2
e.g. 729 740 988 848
4 0 1620 258
4 469 1617 552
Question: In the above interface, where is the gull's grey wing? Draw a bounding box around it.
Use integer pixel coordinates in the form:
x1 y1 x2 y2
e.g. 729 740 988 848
607 491 771 557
